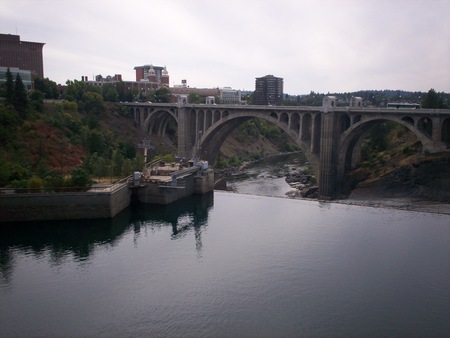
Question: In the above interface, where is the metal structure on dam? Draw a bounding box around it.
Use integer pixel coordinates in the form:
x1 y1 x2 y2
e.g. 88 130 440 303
124 97 450 199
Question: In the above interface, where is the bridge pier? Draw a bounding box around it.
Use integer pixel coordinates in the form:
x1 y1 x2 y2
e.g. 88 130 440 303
318 109 340 200
428 116 446 153
177 107 191 159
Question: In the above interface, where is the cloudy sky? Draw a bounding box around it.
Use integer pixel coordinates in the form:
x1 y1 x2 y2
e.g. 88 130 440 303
1 0 449 94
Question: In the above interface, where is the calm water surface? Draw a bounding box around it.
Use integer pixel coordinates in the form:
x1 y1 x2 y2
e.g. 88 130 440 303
1 191 449 337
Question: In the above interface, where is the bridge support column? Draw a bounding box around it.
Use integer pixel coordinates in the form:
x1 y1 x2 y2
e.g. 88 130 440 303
429 116 445 152
177 107 195 159
318 110 340 200
139 108 144 127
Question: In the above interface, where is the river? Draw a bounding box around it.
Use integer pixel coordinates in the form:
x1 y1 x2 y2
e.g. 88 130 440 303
1 154 449 337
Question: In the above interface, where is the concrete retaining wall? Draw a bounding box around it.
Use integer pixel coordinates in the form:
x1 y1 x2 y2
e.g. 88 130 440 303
0 183 131 223
136 176 195 204
194 169 215 194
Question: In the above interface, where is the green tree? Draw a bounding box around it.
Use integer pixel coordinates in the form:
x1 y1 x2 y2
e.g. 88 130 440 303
153 87 172 103
70 166 91 190
0 158 11 186
188 92 203 104
102 83 119 102
5 68 14 105
119 140 137 159
422 88 444 108
82 91 105 115
13 73 28 117
112 150 124 177
64 80 101 101
121 158 134 176
44 170 64 191
0 104 19 145
27 175 43 192
86 130 105 154
29 90 44 111
34 78 59 99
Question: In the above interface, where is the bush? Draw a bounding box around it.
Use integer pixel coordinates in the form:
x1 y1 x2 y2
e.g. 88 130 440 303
44 171 65 192
70 167 92 191
10 179 28 193
27 176 43 192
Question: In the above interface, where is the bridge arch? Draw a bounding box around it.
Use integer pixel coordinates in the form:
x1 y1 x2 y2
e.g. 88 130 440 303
142 108 178 138
417 116 432 138
197 112 320 176
337 116 433 180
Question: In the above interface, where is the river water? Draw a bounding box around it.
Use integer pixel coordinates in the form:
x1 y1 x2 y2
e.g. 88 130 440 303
1 155 449 337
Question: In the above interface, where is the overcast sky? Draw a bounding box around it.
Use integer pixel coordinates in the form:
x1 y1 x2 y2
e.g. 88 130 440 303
1 0 449 94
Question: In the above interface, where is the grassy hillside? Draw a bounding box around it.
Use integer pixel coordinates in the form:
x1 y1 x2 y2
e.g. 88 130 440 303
0 100 174 189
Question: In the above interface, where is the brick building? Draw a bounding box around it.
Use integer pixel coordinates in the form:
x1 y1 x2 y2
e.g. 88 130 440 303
134 64 169 88
0 34 45 80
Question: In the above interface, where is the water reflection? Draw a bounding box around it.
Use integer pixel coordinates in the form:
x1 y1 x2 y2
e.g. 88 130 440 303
130 192 214 256
0 192 214 284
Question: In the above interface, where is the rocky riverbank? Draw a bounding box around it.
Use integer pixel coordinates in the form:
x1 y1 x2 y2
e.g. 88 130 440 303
215 152 450 215
284 170 318 199
283 162 450 215
334 187 450 215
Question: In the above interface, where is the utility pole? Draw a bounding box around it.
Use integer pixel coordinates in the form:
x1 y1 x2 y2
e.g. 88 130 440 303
138 139 155 165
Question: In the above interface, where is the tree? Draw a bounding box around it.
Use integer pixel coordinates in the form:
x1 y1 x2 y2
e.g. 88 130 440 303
13 73 28 116
102 83 119 102
112 150 124 177
5 68 14 105
422 88 443 108
86 130 105 154
188 92 203 104
70 166 91 190
64 80 101 101
153 87 172 103
29 90 44 111
34 78 59 99
82 91 105 115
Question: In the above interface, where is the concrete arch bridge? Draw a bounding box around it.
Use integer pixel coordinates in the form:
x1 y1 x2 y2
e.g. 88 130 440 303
123 98 450 199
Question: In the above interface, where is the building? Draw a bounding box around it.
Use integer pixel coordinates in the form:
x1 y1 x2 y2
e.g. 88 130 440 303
134 64 169 88
82 66 168 95
0 67 33 90
219 87 242 104
0 34 45 82
254 75 283 105
80 68 242 105
170 86 220 101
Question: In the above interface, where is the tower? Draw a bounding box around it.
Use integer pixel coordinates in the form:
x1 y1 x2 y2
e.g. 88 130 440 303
254 75 283 105
161 66 169 87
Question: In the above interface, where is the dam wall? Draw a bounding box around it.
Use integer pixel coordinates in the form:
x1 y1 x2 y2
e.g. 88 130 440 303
0 183 131 223
0 167 215 223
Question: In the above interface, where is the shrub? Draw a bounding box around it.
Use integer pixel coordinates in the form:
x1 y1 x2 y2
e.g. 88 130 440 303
10 179 28 193
70 167 92 191
27 176 43 192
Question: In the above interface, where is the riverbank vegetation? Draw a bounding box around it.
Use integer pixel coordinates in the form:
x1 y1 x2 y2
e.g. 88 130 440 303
0 72 176 191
